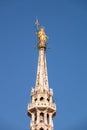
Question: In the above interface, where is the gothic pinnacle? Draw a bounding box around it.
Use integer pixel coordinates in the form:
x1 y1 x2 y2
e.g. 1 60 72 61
27 21 56 130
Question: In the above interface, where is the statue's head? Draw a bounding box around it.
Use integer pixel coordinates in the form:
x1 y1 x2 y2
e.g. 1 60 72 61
40 27 44 32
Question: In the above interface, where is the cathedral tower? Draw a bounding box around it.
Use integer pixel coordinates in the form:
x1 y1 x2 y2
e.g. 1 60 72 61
27 21 56 130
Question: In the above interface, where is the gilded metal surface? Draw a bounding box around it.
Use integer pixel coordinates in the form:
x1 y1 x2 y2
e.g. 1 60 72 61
37 27 48 43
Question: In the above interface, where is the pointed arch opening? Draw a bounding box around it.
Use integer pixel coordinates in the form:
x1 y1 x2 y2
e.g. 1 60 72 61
40 97 44 101
40 128 44 130
35 98 37 102
47 98 49 102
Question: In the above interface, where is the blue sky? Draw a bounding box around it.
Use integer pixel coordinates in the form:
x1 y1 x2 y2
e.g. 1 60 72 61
0 0 87 130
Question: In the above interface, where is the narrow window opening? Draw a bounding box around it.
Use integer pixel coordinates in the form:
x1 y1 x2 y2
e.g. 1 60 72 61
34 113 37 124
47 114 49 124
47 98 49 102
40 112 44 122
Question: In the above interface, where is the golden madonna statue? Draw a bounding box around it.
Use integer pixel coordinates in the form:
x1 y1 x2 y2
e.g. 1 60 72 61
37 27 48 43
